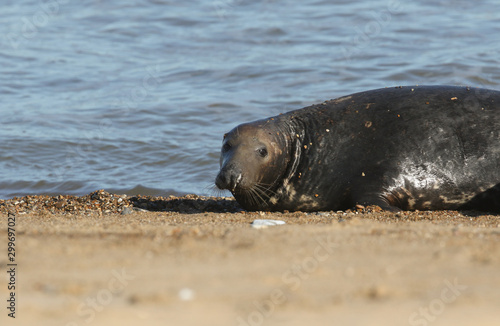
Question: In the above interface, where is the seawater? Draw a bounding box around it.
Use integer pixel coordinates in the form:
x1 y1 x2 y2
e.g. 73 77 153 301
1 0 499 199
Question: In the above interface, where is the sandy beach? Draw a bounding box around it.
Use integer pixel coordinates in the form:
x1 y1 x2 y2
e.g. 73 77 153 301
1 191 500 326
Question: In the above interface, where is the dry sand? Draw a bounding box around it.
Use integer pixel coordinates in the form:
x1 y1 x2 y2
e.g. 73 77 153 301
1 192 500 326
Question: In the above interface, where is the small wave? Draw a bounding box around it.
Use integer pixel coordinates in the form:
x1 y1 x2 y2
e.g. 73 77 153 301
0 180 186 200
0 180 94 199
104 184 186 197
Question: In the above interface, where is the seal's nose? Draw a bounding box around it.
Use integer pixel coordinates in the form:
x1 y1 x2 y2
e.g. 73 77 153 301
215 164 241 191
215 172 230 190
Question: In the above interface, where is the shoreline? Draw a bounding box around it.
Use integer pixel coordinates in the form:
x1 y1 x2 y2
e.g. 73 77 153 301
2 188 500 220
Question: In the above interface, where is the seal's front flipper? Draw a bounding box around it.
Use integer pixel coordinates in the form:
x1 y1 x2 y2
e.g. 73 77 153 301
459 183 500 213
352 193 402 212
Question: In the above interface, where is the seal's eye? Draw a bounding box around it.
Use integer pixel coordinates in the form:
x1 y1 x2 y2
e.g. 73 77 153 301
222 143 231 152
257 147 268 157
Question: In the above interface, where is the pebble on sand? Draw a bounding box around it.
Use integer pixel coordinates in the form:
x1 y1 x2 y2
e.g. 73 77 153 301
251 219 286 229
178 288 195 301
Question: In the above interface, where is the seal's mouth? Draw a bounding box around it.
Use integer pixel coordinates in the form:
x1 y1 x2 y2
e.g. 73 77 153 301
231 174 242 192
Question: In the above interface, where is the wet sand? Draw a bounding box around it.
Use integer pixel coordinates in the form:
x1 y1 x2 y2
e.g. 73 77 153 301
1 192 500 326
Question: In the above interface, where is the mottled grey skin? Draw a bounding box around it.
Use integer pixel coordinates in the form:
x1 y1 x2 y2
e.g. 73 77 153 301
215 86 500 212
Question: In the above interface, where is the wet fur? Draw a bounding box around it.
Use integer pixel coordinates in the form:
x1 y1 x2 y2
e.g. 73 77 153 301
216 86 500 213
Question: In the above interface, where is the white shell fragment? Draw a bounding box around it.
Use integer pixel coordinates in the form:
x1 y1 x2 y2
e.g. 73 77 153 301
251 219 286 229
178 288 195 301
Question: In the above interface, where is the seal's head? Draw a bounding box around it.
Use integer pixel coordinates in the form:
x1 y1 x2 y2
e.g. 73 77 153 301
215 121 291 210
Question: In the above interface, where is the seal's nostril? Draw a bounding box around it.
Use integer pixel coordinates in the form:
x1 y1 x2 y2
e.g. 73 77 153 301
215 173 228 189
216 163 241 191
215 170 240 191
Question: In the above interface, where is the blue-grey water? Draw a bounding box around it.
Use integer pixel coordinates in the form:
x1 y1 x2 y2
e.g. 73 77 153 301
1 0 499 199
